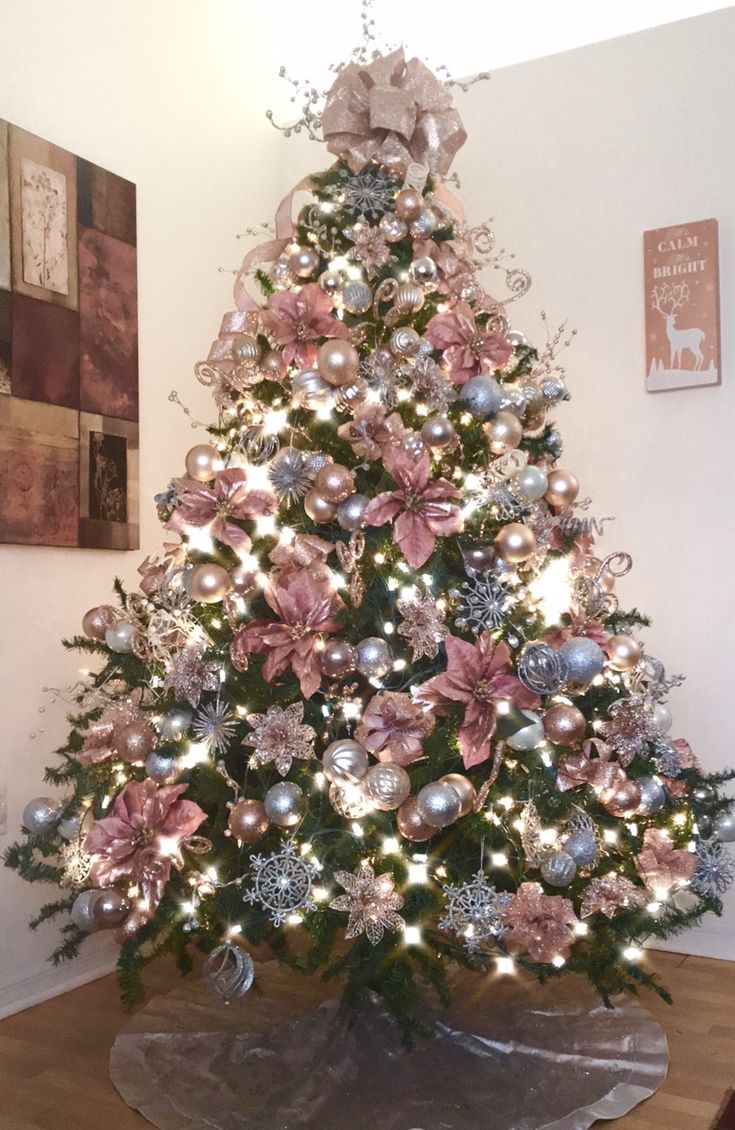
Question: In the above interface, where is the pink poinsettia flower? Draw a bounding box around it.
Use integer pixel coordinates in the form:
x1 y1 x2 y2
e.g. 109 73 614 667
634 828 697 892
362 445 463 569
413 632 539 768
260 283 349 369
86 779 206 927
503 882 579 963
230 566 344 698
425 300 513 384
355 691 435 766
166 468 276 553
337 403 406 461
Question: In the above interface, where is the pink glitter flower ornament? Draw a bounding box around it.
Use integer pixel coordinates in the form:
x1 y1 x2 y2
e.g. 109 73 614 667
86 779 207 928
634 827 697 892
413 632 538 768
362 444 463 569
503 881 579 964
260 283 349 369
166 468 275 553
425 300 513 384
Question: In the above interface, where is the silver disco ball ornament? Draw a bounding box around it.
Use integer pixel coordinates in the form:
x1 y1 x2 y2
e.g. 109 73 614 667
22 796 60 835
342 280 372 314
559 637 605 684
540 849 577 887
355 637 393 679
517 643 569 695
416 782 462 829
263 782 304 827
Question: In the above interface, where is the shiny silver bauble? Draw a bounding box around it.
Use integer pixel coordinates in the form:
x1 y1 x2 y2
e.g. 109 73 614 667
263 781 304 827
540 850 577 887
355 637 393 679
105 621 137 654
416 782 462 829
322 739 369 785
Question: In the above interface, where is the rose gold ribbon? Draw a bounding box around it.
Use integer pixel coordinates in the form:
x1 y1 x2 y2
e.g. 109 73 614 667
233 175 316 312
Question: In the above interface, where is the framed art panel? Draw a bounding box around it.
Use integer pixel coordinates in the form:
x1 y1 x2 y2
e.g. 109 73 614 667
78 411 139 550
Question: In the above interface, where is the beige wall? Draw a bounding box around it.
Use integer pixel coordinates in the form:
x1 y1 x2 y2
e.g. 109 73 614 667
0 3 732 1013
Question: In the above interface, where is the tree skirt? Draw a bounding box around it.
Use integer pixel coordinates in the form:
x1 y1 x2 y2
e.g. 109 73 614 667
110 965 667 1130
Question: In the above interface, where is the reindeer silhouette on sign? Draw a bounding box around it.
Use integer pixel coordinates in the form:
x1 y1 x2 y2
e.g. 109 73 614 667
651 282 705 371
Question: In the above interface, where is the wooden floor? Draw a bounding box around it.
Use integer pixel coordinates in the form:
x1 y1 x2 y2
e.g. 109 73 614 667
0 950 731 1129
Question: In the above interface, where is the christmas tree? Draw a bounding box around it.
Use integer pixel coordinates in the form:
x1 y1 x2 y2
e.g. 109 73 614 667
7 42 735 1043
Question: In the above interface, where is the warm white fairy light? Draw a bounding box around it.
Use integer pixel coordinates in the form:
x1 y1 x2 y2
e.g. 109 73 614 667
351 822 365 838
255 514 277 537
528 558 572 626
403 925 421 945
286 913 302 926
186 527 215 553
374 552 386 564
227 923 242 937
181 742 210 768
496 956 516 975
673 812 687 827
313 886 329 902
407 860 429 884
392 659 407 671
552 955 566 968
574 921 589 936
603 828 619 844
263 407 288 435
540 828 558 846
382 836 400 855
622 946 643 962
490 852 508 867
646 901 662 914
315 402 334 421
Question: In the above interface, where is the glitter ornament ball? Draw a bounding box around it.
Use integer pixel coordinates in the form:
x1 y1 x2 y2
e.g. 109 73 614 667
160 706 193 741
459 376 504 420
22 796 59 835
486 410 523 455
564 829 599 868
71 889 104 933
105 621 137 654
365 763 411 811
540 850 577 887
92 889 130 930
606 635 643 672
410 209 439 238
336 493 369 531
416 782 462 829
289 246 319 278
601 779 642 817
356 637 393 678
439 773 476 817
185 444 224 482
188 563 232 604
495 522 537 564
322 739 369 785
544 468 579 508
145 750 180 784
313 462 355 503
304 489 337 523
82 605 117 641
228 799 270 843
115 721 157 763
317 339 360 387
637 776 667 816
713 812 735 843
559 637 605 684
505 710 545 751
342 280 372 314
263 782 304 828
543 703 587 745
319 639 357 679
396 797 437 842
421 415 456 449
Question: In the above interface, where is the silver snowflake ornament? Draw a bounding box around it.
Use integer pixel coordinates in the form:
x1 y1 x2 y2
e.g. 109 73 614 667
192 700 239 756
243 702 316 776
330 861 404 945
439 871 513 953
691 838 735 899
451 574 512 635
243 842 318 926
338 167 401 221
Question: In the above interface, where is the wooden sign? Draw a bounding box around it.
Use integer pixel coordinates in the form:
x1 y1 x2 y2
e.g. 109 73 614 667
644 218 720 392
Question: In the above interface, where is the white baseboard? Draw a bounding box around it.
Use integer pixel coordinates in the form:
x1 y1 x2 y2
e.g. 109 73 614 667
0 939 117 1019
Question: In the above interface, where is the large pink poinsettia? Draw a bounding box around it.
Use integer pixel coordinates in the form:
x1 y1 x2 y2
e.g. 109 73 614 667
230 566 344 698
166 468 276 553
363 445 463 569
260 283 349 369
413 633 539 768
425 300 512 384
86 779 206 927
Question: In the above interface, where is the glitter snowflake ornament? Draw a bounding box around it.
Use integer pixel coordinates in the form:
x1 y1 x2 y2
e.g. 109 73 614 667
338 166 401 221
691 838 735 899
192 700 239 756
243 843 318 926
59 839 92 888
330 861 404 945
439 870 513 953
243 702 316 776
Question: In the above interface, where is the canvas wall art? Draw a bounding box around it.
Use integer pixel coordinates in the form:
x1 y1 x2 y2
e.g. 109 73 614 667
0 121 138 548
644 218 721 392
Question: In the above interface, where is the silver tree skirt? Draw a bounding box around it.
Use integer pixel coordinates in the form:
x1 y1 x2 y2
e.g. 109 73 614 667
110 964 667 1130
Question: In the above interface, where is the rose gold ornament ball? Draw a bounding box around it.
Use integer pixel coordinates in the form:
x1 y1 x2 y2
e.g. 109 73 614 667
228 799 270 843
600 778 642 817
304 489 337 524
320 639 357 678
606 634 642 671
188 563 232 604
317 339 360 387
396 796 437 842
115 721 157 763
314 462 355 504
394 187 424 222
260 350 287 381
82 605 117 641
185 444 224 482
231 563 258 596
543 704 587 745
486 410 523 455
92 889 130 930
495 522 537 563
439 773 476 817
544 468 579 508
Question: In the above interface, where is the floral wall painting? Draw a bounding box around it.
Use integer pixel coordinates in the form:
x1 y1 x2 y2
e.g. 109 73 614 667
0 120 138 548
644 218 721 392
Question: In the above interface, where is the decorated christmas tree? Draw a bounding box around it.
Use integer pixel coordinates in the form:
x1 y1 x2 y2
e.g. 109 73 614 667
7 40 735 1043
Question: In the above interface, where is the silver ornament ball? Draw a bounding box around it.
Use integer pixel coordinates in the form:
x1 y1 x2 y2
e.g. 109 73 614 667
517 643 569 695
637 776 667 816
92 888 130 930
58 812 83 841
145 750 181 784
564 830 599 868
105 621 137 654
22 796 60 835
263 782 304 828
319 268 344 297
71 889 104 932
365 763 411 811
289 246 320 278
292 368 333 408
356 637 393 678
409 256 438 288
322 739 370 785
540 850 577 887
337 493 369 531
505 710 545 751
559 637 605 684
342 280 373 314
160 706 193 741
416 782 462 829
510 465 548 503
390 326 421 357
713 811 735 843
421 415 456 449
459 376 504 420
652 702 673 734
379 213 408 243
